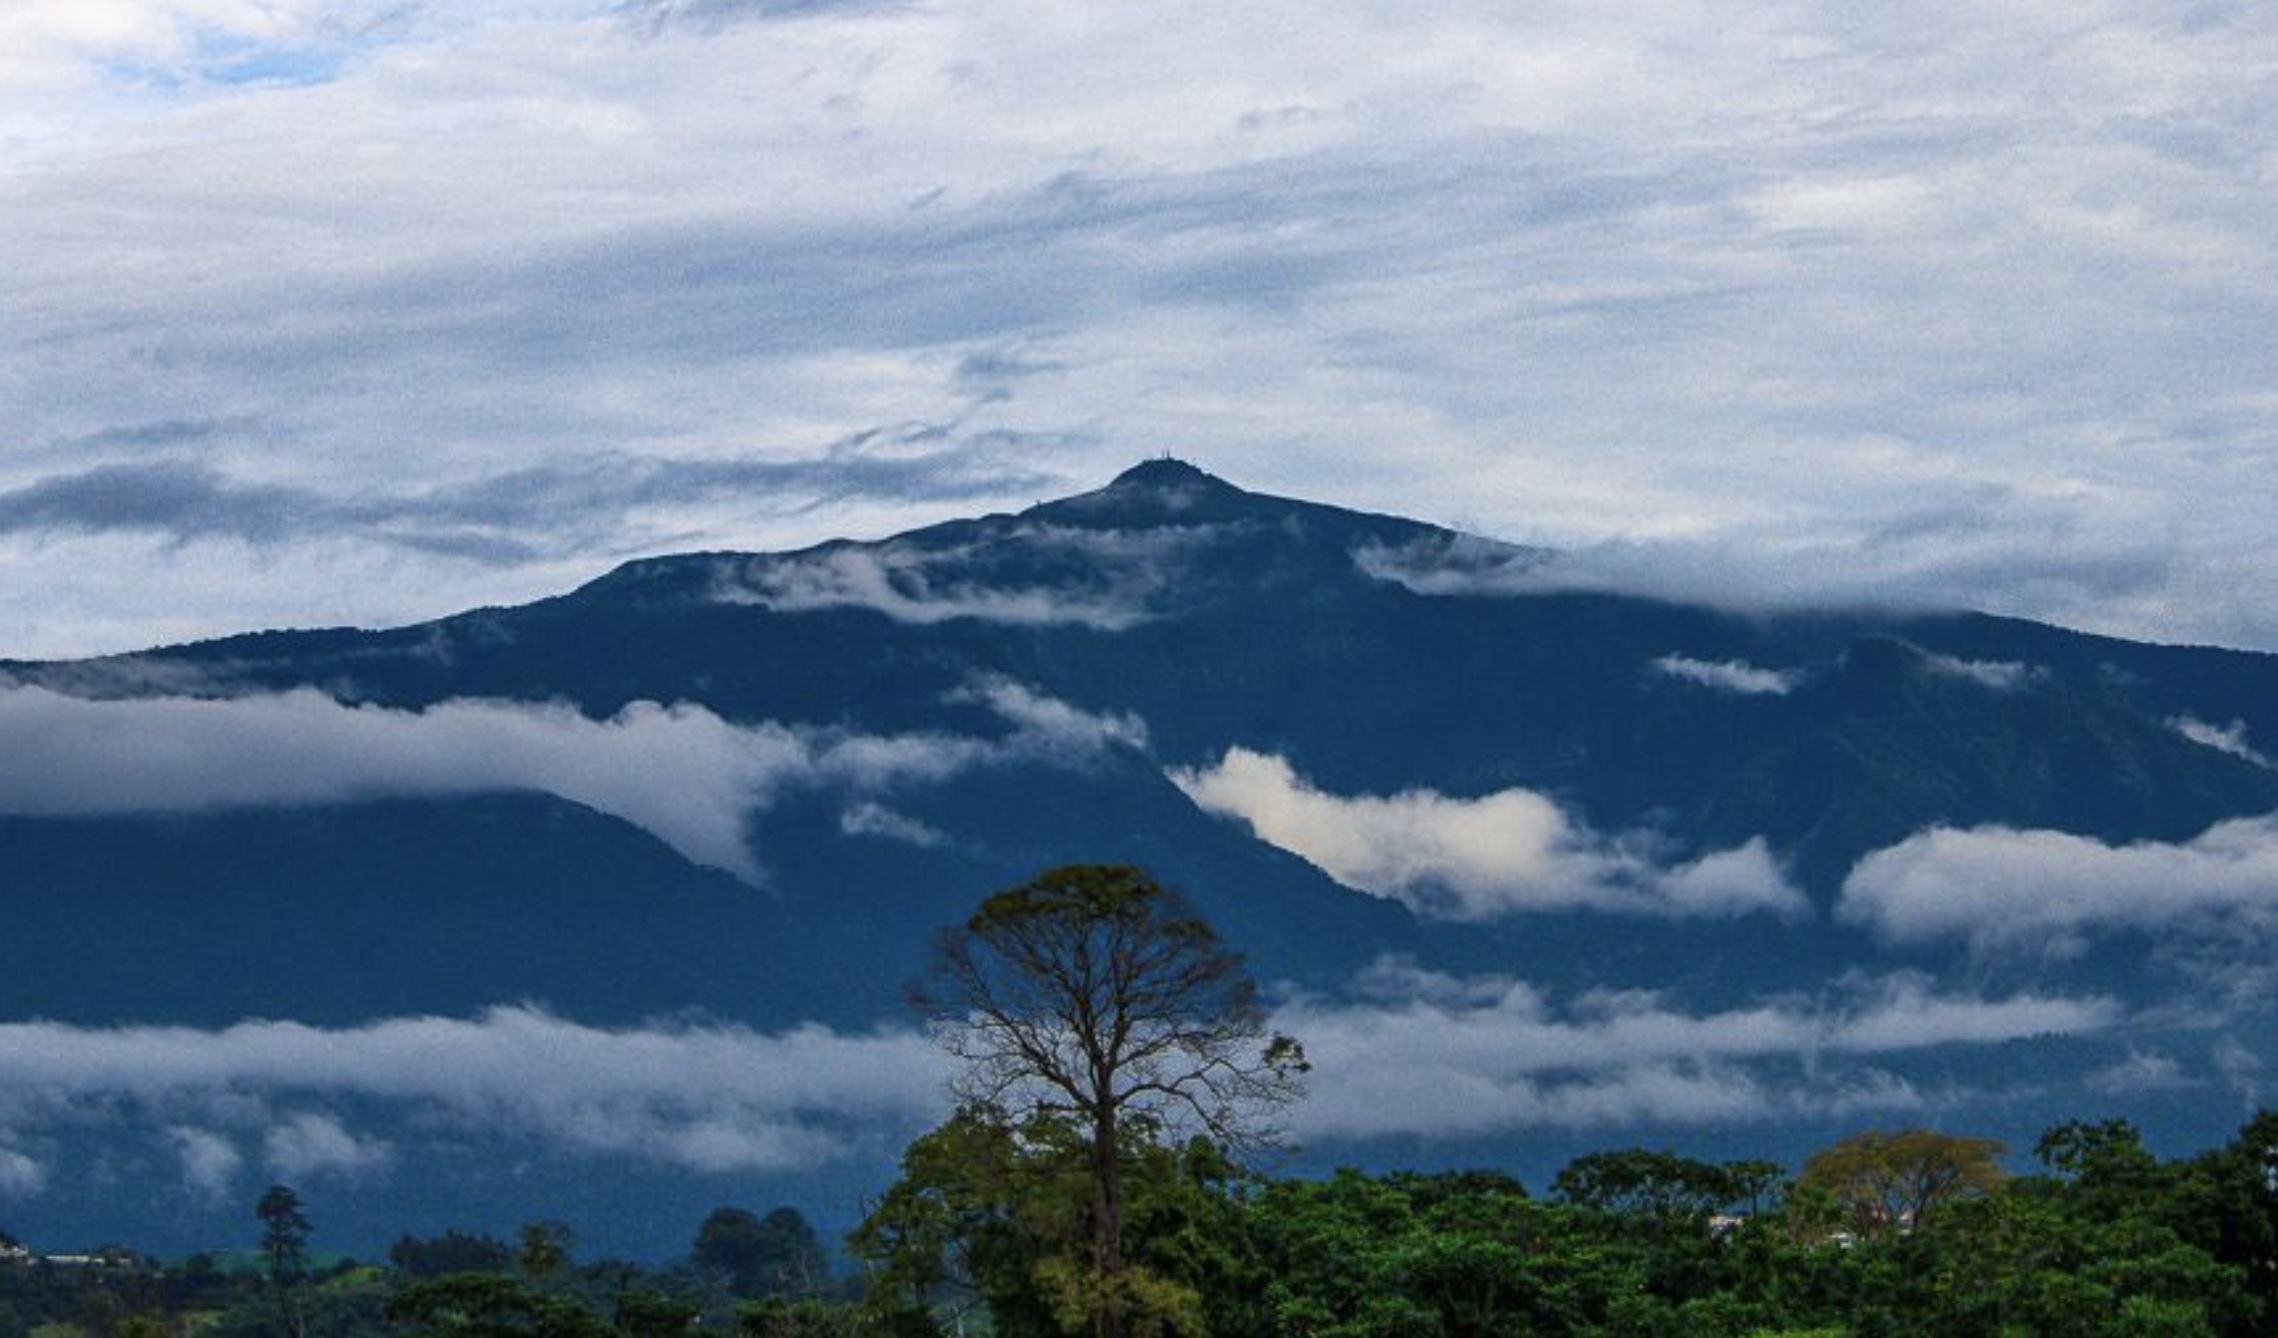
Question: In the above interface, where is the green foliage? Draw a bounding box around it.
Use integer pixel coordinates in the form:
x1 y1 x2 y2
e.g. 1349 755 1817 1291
914 866 1304 1338
385 1273 615 1338
1553 1149 1752 1225
1795 1129 2009 1241
694 1208 828 1301
5 1108 2277 1338
738 1297 878 1338
850 1108 1253 1338
256 1186 312 1287
511 1224 574 1285
388 1234 513 1282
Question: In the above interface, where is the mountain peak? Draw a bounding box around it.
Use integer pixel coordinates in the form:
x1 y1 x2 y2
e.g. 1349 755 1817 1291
1108 457 1231 490
1030 457 1257 528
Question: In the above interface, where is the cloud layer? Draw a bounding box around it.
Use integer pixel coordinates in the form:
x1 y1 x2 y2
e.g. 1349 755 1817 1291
1170 747 1804 920
1286 962 2117 1139
6 3 2278 655
1840 814 2278 952
0 965 2119 1197
0 1007 947 1187
0 677 1137 879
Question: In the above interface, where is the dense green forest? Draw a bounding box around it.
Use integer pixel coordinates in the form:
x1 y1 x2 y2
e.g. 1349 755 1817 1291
4 1107 2276 1338
9 868 2275 1338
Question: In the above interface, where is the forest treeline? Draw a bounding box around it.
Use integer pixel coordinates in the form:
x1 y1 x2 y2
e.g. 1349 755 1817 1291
2 1107 2276 1338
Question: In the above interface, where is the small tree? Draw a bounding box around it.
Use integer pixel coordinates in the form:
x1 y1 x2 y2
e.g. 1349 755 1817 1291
515 1221 576 1285
695 1206 829 1300
256 1183 312 1338
915 865 1305 1338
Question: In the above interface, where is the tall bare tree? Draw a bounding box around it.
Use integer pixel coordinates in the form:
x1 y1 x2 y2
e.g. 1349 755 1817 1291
916 865 1305 1338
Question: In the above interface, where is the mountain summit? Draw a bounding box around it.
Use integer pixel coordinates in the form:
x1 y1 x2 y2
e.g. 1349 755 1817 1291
1042 456 1263 525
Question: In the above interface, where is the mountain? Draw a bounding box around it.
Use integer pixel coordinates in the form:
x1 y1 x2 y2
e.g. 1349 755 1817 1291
4 459 2277 1255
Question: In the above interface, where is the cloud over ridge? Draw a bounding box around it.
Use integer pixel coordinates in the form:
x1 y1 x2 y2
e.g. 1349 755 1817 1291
1840 813 2278 952
0 678 1139 879
1652 654 1801 696
1170 747 1805 920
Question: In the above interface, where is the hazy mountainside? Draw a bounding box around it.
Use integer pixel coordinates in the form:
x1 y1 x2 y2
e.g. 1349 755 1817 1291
6 458 2278 1253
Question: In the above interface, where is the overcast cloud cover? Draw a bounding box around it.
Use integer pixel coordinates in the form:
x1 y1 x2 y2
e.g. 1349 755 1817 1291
4 2 2278 655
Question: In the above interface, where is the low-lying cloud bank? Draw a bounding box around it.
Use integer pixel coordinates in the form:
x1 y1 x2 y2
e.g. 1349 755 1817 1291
0 966 2118 1199
1351 534 1554 597
716 544 1152 630
1286 963 2116 1139
1840 814 2278 952
712 522 1232 630
1351 526 2172 641
1170 748 1805 920
0 1008 948 1194
0 677 1138 880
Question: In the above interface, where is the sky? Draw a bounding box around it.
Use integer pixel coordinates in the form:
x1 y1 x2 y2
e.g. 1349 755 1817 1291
5 0 2278 657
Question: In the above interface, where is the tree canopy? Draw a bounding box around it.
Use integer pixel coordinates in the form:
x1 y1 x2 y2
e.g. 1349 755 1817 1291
913 866 1304 1338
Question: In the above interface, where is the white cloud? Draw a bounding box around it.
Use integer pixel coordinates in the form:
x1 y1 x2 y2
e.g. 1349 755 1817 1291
2088 1050 2191 1095
1351 534 1552 597
715 544 1156 630
0 678 1136 880
1169 747 1805 920
0 1148 42 1198
167 1126 243 1200
0 0 403 95
1345 504 2263 654
2172 715 2272 768
263 1112 390 1181
838 801 948 847
952 675 1148 753
711 518 1244 631
0 969 2121 1159
1283 964 2114 1140
2213 1036 2264 1104
1839 814 2278 952
1922 653 2039 691
1652 654 1801 696
0 1007 947 1173
0 684 806 877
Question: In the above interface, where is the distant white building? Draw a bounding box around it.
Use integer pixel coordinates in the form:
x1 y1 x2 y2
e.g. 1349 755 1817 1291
0 1240 28 1264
